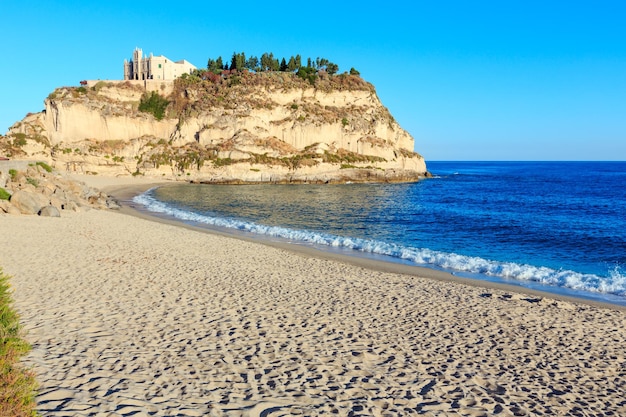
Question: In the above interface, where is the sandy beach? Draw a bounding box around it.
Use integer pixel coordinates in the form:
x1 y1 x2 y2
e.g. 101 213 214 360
2 175 626 416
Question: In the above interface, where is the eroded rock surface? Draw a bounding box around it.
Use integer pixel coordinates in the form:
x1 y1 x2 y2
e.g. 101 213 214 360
3 72 428 183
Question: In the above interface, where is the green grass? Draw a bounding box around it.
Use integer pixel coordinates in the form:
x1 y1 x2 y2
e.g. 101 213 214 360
0 269 38 416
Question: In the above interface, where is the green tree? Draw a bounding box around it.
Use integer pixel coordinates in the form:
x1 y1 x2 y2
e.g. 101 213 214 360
316 57 329 70
287 56 297 71
231 52 246 71
260 53 272 71
326 62 339 75
208 56 224 73
270 54 280 71
246 56 259 71
231 52 238 71
350 67 360 76
280 58 288 71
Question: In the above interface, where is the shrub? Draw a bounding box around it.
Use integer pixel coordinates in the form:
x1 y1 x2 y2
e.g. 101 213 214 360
296 66 317 85
36 161 52 172
8 170 17 180
138 91 170 121
0 269 38 417
93 81 107 92
12 134 27 147
0 188 10 200
213 158 234 167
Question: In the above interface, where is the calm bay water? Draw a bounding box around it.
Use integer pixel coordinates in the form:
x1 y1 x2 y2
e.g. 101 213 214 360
133 162 626 304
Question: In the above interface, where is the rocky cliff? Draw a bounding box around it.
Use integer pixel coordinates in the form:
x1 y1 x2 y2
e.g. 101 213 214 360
2 71 428 183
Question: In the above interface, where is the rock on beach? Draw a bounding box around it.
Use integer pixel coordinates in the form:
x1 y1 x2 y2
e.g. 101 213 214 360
0 162 116 216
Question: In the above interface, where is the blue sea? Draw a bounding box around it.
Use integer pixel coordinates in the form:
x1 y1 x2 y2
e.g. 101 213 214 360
132 162 626 305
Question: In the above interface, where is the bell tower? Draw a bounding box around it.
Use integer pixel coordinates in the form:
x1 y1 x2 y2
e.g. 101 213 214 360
133 47 143 80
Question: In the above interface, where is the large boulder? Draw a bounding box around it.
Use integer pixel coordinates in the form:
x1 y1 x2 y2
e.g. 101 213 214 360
9 190 49 215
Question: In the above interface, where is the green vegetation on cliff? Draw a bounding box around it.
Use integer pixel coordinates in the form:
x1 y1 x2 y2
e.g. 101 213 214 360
136 139 388 174
138 91 170 120
166 51 371 119
171 69 373 122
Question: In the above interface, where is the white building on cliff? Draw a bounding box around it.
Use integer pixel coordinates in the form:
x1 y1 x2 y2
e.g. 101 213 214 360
123 47 196 81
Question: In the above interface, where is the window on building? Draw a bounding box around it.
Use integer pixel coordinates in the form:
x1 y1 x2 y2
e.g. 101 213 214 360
158 64 162 68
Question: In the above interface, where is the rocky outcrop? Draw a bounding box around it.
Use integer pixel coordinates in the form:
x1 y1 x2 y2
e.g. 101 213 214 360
3 72 428 183
0 162 118 216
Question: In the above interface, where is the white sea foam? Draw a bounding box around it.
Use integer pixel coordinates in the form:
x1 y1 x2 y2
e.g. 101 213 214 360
133 190 626 297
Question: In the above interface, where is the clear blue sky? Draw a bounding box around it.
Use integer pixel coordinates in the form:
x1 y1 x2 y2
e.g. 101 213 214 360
2 1 625 160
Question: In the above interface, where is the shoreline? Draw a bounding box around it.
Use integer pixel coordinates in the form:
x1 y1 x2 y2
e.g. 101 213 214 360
104 177 626 311
4 174 626 416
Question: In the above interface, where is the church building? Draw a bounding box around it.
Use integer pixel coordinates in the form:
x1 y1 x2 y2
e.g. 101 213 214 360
123 47 196 81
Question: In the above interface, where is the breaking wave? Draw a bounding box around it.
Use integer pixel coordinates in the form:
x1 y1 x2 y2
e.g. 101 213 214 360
133 190 626 299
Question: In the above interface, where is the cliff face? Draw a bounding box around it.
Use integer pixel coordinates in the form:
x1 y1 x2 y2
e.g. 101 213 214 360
4 72 427 183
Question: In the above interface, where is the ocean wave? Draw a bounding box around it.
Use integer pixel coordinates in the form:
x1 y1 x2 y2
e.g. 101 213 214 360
133 190 626 297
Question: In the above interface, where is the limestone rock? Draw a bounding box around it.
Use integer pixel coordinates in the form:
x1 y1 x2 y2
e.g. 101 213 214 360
106 198 121 210
39 205 61 217
4 73 429 183
6 205 22 215
0 200 11 214
0 200 22 215
0 161 116 216
10 190 49 215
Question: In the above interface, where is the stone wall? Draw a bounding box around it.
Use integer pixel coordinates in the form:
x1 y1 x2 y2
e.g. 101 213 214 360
0 160 33 173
